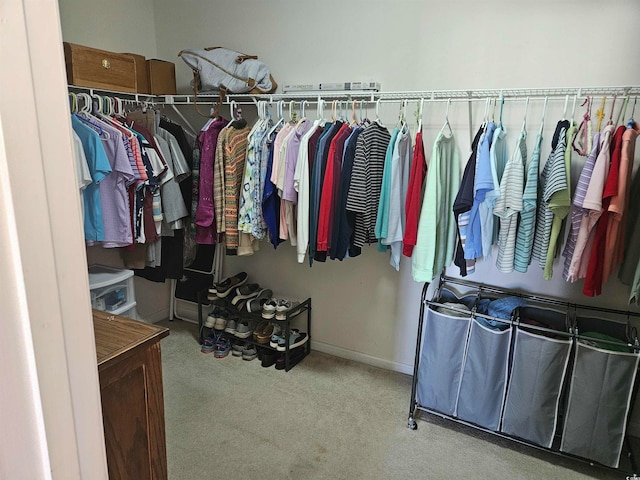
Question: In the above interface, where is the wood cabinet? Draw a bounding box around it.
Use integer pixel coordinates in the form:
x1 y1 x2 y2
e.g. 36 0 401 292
93 310 170 480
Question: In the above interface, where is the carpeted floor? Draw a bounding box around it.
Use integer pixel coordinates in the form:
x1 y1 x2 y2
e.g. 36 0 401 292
159 319 625 480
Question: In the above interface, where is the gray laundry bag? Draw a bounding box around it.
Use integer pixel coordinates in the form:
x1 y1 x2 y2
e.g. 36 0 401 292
501 307 572 447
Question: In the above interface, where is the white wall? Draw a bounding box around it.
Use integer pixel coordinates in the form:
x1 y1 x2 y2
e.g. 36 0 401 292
58 0 158 59
152 0 640 371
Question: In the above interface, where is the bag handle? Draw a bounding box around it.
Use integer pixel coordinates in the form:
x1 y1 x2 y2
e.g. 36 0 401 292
191 69 227 119
203 46 258 63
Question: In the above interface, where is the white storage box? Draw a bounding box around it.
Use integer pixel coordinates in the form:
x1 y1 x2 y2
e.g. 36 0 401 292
88 265 136 315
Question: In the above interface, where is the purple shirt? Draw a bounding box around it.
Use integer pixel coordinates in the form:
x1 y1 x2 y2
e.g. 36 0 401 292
282 120 313 202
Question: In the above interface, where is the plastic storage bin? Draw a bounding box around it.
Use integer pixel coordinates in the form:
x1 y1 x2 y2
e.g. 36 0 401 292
88 265 136 317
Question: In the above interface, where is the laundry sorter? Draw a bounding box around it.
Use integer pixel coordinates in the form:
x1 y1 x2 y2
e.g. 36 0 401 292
407 274 640 472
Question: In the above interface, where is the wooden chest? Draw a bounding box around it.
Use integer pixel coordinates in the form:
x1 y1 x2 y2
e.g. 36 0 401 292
63 42 137 93
123 53 150 94
147 59 177 95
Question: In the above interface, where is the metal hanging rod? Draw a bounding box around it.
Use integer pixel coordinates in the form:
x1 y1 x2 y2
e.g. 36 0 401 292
69 84 640 106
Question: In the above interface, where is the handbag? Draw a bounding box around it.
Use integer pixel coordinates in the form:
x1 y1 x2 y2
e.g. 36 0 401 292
178 47 277 114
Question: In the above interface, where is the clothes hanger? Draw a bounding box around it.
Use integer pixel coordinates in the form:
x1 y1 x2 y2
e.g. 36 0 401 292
375 98 383 126
596 96 606 132
628 96 637 129
572 96 592 156
68 92 77 113
491 97 497 123
607 94 617 126
538 96 548 137
439 98 453 138
521 97 529 133
350 99 359 127
561 94 569 121
616 95 630 127
481 97 489 128
498 92 505 129
416 97 424 132
569 94 578 128
266 100 284 138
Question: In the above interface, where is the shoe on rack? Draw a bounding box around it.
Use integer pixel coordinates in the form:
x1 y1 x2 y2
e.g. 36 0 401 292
277 330 308 351
231 283 261 305
275 345 306 370
225 316 238 335
204 308 219 329
256 323 279 344
242 344 258 361
234 320 253 339
252 321 270 342
201 335 216 354
231 340 246 357
214 338 232 358
261 349 279 368
270 329 285 349
262 298 279 319
214 272 248 298
275 299 300 320
213 308 229 330
247 289 273 313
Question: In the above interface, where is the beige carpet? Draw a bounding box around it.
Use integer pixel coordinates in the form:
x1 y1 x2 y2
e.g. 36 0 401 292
159 319 624 480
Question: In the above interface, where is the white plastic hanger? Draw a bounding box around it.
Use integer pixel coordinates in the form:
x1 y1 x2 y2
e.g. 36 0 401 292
569 95 578 128
417 98 425 132
521 97 529 132
439 98 453 137
266 100 284 138
538 96 548 137
562 94 569 121
375 98 383 126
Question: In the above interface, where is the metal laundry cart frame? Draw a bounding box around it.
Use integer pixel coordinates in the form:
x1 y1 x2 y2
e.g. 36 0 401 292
407 272 640 474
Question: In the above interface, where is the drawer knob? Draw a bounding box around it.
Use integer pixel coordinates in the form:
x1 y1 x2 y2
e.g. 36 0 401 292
102 59 111 69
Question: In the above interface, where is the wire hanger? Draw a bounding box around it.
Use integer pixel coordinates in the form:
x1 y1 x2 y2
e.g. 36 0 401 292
521 97 529 132
538 96 548 137
607 94 617 126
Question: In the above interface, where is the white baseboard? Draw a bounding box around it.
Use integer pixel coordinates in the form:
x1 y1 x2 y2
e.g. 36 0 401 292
311 340 413 376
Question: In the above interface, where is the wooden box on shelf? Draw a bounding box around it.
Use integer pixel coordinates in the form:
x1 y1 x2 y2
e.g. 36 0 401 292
122 52 150 94
63 42 137 92
146 59 177 95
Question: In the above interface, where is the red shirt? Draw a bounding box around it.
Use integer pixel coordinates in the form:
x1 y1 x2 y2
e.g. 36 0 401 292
317 124 351 252
582 125 626 297
403 131 427 257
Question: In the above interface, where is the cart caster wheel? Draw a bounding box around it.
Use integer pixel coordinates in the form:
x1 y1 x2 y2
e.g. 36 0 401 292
407 417 418 430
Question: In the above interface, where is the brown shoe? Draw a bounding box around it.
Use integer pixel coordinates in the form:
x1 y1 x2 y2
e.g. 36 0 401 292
252 321 269 342
256 323 277 344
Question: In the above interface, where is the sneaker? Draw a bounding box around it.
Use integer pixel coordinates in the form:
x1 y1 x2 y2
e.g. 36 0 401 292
201 335 215 354
275 345 306 370
214 272 248 298
213 338 232 358
262 298 278 319
277 330 308 351
261 349 279 368
231 283 261 305
256 323 279 344
231 340 246 357
213 308 229 330
225 315 238 335
234 320 253 339
275 299 300 320
204 308 218 328
270 329 285 349
247 289 273 313
242 344 258 361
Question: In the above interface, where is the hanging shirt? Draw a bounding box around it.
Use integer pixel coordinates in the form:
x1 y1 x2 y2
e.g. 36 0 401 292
223 124 251 254
543 123 576 279
562 132 601 281
383 127 413 271
262 131 283 249
583 125 626 296
603 124 638 282
465 122 496 261
412 131 460 282
238 117 269 236
331 126 364 261
375 127 400 251
513 132 543 273
619 127 640 287
453 126 483 276
294 123 323 263
403 129 427 258
71 115 112 243
532 120 570 270
72 131 93 223
566 124 614 282
345 122 391 251
480 124 507 258
494 127 526 273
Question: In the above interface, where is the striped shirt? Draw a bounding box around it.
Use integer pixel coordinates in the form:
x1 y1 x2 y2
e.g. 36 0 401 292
562 132 601 281
223 125 251 252
532 121 569 270
495 127 526 273
543 124 577 279
513 132 543 272
346 122 391 248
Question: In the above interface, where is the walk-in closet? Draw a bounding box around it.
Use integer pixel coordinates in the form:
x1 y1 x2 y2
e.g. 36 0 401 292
3 0 640 479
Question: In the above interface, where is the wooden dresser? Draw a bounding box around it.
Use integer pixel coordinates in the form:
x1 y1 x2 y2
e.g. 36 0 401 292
93 310 170 480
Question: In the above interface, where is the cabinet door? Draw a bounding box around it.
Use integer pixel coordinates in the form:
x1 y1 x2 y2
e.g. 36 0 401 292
99 343 167 480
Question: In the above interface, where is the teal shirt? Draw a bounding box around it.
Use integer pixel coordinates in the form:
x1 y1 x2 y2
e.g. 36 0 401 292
375 127 400 251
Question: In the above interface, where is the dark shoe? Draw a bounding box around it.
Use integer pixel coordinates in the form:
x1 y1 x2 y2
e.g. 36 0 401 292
261 349 279 368
214 272 248 298
275 345 306 370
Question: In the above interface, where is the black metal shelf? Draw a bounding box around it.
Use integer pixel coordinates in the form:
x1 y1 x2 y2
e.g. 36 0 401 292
197 290 311 372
